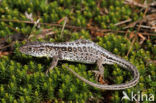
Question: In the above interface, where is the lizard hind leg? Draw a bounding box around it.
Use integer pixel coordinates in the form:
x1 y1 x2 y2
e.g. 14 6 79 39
91 59 105 83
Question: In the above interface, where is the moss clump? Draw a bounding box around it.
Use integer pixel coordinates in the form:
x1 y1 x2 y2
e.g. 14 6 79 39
0 55 99 102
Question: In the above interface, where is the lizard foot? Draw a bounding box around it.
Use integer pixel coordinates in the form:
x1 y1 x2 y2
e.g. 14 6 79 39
90 70 106 84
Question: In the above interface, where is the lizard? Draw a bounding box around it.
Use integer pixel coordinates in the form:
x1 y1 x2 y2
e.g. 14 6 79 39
19 39 140 90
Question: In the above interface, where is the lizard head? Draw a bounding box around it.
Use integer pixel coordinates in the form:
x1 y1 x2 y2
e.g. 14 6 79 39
19 42 52 57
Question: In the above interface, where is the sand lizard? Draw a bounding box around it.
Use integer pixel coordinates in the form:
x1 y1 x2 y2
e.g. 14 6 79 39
19 39 140 90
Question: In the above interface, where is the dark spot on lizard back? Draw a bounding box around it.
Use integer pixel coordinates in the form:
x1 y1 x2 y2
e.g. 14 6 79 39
73 47 77 52
83 46 87 52
78 47 82 52
75 39 92 44
24 41 41 46
75 42 80 45
61 47 67 51
85 56 87 60
60 42 67 45
54 47 59 51
96 50 99 55
68 47 72 52
39 48 45 52
81 40 87 44
88 47 91 52
69 43 74 45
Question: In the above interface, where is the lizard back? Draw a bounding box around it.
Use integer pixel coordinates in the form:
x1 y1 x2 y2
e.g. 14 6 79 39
20 39 104 64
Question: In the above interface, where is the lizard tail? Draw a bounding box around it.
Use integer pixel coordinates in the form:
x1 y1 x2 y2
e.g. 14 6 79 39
64 63 139 90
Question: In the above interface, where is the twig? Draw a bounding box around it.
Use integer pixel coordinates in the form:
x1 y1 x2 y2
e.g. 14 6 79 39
0 42 15 50
127 38 135 57
60 17 68 39
124 0 148 8
28 29 55 39
114 18 132 26
124 13 156 33
0 19 155 36
123 19 143 29
138 33 146 44
5 23 20 33
137 7 149 31
137 25 156 30
0 19 81 30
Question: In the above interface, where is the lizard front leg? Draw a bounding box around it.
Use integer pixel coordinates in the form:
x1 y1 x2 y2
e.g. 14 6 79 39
46 55 59 75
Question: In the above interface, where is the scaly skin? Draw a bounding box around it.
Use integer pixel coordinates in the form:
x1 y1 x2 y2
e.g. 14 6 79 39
19 39 140 90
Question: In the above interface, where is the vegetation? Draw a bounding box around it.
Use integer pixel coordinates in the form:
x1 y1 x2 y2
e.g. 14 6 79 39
0 0 155 103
